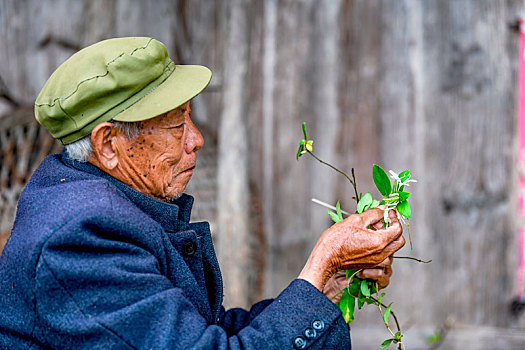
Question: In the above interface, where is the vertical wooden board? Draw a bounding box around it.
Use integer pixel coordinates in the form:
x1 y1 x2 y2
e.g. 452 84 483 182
114 0 173 47
374 0 434 330
244 0 268 303
265 0 346 297
173 0 224 136
336 0 383 217
215 0 254 308
80 0 118 45
421 0 519 327
263 0 316 296
307 0 343 242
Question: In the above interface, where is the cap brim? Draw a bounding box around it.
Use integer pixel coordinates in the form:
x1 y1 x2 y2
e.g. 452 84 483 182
112 65 211 122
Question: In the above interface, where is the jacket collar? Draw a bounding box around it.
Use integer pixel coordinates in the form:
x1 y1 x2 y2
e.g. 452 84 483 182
60 150 194 232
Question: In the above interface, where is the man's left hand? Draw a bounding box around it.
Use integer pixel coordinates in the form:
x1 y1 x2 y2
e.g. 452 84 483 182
323 256 393 303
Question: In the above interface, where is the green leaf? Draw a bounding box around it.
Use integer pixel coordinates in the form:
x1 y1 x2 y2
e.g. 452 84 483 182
328 210 342 223
357 285 365 309
348 278 360 295
371 200 380 208
394 331 403 341
360 280 371 297
369 280 377 295
339 289 355 323
383 303 392 326
398 191 411 202
397 200 411 219
357 192 373 213
296 145 304 160
427 333 442 344
399 170 410 182
363 297 376 305
380 339 394 349
336 201 342 220
302 122 308 140
373 165 391 196
357 296 365 309
346 269 356 279
378 292 386 304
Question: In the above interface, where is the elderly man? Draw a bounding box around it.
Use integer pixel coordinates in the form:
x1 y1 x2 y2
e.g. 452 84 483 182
0 37 404 349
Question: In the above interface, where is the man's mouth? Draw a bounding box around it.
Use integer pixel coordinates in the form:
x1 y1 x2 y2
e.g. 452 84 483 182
183 165 195 173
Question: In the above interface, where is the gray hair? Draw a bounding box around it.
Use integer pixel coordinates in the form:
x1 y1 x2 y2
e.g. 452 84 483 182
65 121 141 162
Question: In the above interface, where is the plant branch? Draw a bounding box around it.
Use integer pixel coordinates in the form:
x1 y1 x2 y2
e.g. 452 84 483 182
330 288 344 302
372 292 403 350
407 219 413 250
370 295 402 335
307 151 360 203
393 256 432 263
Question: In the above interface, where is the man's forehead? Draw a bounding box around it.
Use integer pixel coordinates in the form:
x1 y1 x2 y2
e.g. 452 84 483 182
145 103 190 126
167 102 191 117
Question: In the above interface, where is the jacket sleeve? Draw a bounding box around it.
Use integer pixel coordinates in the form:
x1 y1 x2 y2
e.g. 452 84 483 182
218 299 274 336
34 209 351 350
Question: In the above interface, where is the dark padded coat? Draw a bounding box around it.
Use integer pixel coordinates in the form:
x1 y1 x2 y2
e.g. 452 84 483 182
0 152 351 349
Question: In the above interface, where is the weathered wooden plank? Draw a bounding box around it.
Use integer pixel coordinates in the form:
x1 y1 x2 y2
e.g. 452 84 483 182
215 0 253 309
421 0 520 327
377 0 433 329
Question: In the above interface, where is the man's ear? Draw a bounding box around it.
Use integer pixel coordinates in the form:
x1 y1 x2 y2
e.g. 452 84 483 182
90 122 119 170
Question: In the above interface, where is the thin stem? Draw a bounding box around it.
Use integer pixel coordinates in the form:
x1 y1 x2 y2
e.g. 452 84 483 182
307 151 360 204
330 288 344 302
331 270 362 302
376 297 396 339
346 269 362 293
371 295 401 336
372 290 403 350
351 168 359 202
407 219 413 250
393 256 432 263
311 198 351 216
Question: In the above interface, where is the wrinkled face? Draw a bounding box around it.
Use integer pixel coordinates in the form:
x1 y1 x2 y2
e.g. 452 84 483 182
113 102 203 201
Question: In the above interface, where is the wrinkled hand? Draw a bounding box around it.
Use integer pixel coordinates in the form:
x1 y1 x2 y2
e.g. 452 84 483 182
299 208 404 291
357 256 393 290
323 257 394 303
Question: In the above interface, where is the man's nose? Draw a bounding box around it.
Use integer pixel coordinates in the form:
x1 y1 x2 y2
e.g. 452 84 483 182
185 119 204 153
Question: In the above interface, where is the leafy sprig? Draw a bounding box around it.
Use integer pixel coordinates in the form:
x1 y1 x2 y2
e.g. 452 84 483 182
372 165 416 249
297 122 418 349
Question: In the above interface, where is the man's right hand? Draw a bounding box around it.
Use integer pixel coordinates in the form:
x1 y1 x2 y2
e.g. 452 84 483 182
298 208 405 291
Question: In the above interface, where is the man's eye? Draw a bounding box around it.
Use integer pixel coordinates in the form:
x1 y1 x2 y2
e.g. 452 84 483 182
167 123 185 129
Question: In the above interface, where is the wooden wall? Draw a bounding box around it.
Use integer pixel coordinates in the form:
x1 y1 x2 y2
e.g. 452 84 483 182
1 0 524 347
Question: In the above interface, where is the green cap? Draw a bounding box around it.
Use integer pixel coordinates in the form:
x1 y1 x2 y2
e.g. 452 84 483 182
35 37 212 145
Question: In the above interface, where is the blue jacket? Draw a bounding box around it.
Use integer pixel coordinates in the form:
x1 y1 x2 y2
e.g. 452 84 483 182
0 152 351 349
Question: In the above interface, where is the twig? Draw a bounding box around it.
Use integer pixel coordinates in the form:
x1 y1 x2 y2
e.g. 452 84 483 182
370 294 403 350
393 256 432 263
307 151 360 203
311 198 351 216
341 272 404 350
407 219 413 250
330 288 344 302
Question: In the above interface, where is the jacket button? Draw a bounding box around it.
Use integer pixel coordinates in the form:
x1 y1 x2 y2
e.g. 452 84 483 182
312 319 325 331
182 241 196 256
293 336 306 349
304 327 316 339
